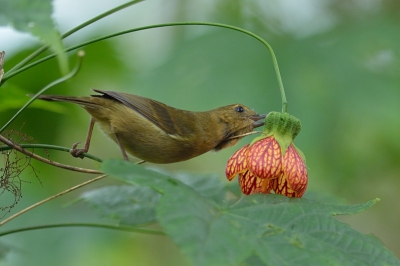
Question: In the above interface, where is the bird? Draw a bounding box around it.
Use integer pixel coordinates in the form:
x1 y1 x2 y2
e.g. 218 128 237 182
35 89 266 163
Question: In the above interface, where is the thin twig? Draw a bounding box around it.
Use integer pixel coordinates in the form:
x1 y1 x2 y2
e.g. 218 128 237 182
0 223 165 237
0 134 102 174
0 174 107 227
0 51 4 83
0 143 102 162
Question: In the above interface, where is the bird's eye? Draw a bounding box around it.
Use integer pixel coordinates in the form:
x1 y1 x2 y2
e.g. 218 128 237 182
235 106 244 113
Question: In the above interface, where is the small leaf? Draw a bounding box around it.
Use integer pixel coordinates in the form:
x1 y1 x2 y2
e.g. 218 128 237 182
101 159 400 266
0 0 68 74
81 185 160 225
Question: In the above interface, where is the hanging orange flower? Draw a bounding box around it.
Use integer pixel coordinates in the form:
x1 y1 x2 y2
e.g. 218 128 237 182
226 112 308 198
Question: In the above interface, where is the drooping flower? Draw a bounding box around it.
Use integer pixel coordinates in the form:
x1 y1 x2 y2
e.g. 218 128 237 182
226 112 308 198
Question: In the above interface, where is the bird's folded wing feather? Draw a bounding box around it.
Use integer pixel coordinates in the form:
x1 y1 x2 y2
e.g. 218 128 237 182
93 89 191 136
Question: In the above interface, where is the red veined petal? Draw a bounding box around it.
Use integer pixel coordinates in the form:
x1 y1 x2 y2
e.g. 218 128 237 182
238 170 260 195
271 175 304 198
246 136 284 179
225 144 249 181
282 144 308 197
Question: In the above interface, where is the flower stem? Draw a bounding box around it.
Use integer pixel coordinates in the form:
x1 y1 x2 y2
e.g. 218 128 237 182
3 22 288 112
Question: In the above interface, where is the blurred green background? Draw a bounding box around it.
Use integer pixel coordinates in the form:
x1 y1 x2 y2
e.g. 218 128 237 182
1 0 400 265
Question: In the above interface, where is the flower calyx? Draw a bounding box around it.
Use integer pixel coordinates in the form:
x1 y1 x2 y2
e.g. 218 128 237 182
250 111 302 157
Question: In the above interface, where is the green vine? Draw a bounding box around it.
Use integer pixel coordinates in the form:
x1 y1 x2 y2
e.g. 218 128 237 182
2 22 287 113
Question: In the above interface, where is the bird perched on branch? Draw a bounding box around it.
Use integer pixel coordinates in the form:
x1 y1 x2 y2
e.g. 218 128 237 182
35 89 265 163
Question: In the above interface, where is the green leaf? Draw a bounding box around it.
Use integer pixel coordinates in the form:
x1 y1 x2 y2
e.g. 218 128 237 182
101 159 400 266
0 241 12 260
158 170 229 204
0 0 68 74
81 185 160 225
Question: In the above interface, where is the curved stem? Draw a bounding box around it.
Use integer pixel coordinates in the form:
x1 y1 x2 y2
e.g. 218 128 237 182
0 223 165 237
3 0 144 78
0 51 85 134
0 174 107 227
0 143 102 162
0 134 102 174
4 22 288 112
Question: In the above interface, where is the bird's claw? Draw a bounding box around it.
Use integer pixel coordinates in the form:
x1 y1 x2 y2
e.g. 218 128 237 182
70 142 86 159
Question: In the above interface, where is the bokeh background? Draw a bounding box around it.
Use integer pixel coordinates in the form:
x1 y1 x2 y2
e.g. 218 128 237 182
1 0 399 265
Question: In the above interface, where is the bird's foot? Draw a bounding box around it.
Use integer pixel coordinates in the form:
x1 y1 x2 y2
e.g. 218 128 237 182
70 142 87 159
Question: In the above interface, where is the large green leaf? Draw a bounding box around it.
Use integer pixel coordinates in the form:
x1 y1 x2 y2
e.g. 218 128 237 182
165 171 228 203
0 241 11 260
0 0 68 74
100 159 399 266
81 185 160 225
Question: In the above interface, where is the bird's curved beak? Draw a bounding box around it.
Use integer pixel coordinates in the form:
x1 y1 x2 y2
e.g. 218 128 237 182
251 114 266 128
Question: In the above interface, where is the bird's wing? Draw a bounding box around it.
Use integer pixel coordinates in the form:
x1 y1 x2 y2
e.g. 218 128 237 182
93 89 192 136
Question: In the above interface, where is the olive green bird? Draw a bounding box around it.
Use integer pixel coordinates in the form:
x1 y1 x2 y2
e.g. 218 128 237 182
35 89 265 163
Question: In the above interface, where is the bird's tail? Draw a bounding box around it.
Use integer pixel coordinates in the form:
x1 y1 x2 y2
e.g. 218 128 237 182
30 94 99 107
